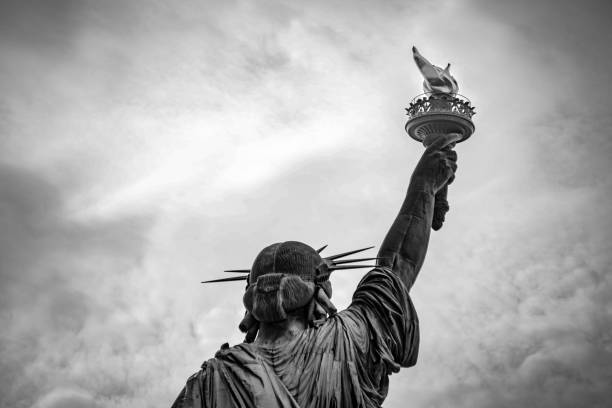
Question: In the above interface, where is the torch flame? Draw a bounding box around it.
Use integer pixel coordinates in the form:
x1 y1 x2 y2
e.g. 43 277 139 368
412 46 459 95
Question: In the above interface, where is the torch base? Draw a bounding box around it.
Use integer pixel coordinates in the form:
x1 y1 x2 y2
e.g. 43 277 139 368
405 113 475 144
404 93 475 145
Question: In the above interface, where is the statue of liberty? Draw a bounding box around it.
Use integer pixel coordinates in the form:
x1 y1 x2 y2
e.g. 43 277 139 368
170 130 460 407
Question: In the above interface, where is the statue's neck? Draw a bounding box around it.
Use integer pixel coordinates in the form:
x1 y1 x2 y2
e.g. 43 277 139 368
254 315 307 347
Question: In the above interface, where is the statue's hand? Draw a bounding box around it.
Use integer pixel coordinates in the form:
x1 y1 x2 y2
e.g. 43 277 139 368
411 133 460 194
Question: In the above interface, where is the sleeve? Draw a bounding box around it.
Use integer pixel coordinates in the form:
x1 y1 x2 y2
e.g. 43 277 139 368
171 370 204 408
346 267 420 374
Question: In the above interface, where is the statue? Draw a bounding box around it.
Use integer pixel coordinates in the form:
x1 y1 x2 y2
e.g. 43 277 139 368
171 48 470 408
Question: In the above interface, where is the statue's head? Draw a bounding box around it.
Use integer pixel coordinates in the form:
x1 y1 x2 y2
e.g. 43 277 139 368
203 241 375 342
243 241 333 323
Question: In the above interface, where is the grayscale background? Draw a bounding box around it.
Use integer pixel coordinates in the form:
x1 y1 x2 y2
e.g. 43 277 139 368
1 0 611 407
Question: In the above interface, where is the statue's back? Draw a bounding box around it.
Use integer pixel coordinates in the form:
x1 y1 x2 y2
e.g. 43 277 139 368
172 268 419 408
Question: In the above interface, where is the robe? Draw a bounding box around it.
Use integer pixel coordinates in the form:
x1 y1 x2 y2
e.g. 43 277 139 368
172 267 419 408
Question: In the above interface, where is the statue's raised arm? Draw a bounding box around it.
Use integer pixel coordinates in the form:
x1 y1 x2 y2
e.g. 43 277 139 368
171 120 461 408
377 132 460 290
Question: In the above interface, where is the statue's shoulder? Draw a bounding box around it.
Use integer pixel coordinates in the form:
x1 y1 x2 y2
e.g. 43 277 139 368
208 341 258 364
188 342 262 388
352 266 403 288
373 265 393 274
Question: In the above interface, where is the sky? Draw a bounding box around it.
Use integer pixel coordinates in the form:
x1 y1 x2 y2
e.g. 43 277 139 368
1 0 611 407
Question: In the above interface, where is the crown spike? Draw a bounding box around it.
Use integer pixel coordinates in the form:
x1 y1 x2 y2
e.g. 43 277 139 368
202 276 249 283
224 269 251 273
326 246 374 261
332 257 384 265
316 245 328 253
328 264 377 271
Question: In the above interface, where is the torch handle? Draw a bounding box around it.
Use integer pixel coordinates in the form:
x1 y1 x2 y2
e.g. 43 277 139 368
423 133 457 231
432 184 449 231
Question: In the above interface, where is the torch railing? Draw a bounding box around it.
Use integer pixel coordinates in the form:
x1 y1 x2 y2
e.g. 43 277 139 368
406 93 475 120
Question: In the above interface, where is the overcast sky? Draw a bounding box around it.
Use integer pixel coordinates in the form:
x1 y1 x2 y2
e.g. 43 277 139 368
1 0 611 407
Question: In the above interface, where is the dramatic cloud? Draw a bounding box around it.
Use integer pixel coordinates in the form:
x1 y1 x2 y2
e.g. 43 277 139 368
1 0 611 407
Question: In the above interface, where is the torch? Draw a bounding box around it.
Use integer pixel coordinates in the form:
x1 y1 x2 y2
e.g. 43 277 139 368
405 46 476 230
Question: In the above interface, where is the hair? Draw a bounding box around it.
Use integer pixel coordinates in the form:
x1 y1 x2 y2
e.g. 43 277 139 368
239 241 337 341
244 273 315 322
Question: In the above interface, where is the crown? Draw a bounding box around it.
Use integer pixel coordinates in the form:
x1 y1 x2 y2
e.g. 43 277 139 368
202 245 381 284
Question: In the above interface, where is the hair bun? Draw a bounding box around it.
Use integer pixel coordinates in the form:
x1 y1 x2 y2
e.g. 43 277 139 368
244 273 315 323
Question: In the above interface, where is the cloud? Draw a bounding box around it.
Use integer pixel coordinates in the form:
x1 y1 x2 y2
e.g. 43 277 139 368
32 388 100 408
386 181 612 408
1 0 611 407
0 164 156 407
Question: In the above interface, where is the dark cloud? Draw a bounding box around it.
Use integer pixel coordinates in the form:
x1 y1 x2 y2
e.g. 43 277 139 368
0 0 83 54
475 0 612 68
471 0 612 190
0 165 153 408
